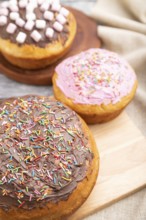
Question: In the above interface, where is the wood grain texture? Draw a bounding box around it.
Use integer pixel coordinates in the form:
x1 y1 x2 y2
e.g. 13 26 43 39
0 7 101 85
69 112 146 220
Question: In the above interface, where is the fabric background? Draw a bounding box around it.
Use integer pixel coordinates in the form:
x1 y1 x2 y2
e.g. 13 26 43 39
88 0 146 219
91 0 146 138
0 0 145 220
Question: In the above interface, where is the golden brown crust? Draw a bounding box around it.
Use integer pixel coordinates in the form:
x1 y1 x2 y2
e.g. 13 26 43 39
0 12 76 70
0 115 99 220
53 72 138 124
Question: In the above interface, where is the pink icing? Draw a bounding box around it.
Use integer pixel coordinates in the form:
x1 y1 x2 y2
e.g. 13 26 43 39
55 48 137 105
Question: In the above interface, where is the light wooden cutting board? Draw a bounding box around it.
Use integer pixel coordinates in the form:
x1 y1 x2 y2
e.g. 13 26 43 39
69 112 146 220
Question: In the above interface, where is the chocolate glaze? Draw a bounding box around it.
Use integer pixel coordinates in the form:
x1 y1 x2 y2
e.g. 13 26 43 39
0 96 93 211
0 2 70 48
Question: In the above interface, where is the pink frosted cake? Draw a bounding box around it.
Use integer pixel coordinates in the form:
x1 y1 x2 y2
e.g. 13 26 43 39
53 48 137 124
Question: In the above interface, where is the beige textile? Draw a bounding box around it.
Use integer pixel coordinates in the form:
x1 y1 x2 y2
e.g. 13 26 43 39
84 0 146 219
0 1 145 220
91 0 146 137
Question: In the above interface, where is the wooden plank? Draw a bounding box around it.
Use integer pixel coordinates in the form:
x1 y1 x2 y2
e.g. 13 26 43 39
69 112 146 220
90 112 144 152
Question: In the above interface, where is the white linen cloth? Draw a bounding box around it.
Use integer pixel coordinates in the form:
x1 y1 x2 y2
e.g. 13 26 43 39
85 0 146 219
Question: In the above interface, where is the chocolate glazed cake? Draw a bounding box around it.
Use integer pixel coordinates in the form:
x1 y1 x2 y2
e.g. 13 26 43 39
0 95 99 220
0 0 76 69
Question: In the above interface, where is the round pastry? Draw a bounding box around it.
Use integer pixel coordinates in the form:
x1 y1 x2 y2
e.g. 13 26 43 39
53 48 138 124
0 0 76 69
0 95 99 220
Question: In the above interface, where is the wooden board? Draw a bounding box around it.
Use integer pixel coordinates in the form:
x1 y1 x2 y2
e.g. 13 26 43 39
0 8 101 85
69 112 146 220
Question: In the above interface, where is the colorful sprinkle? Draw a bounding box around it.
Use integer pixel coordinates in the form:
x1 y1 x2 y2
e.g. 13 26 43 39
0 96 93 210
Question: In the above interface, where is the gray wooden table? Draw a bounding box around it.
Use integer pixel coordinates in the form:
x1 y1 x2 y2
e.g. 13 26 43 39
0 1 145 220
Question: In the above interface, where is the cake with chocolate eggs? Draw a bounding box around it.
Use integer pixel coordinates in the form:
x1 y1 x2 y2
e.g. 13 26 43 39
53 48 138 124
0 0 76 69
0 95 99 220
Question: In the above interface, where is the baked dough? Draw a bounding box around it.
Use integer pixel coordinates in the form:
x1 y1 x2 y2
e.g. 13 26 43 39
0 0 76 69
0 95 99 220
53 48 138 124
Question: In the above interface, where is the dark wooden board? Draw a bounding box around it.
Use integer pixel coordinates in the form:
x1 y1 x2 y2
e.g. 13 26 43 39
0 7 101 85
